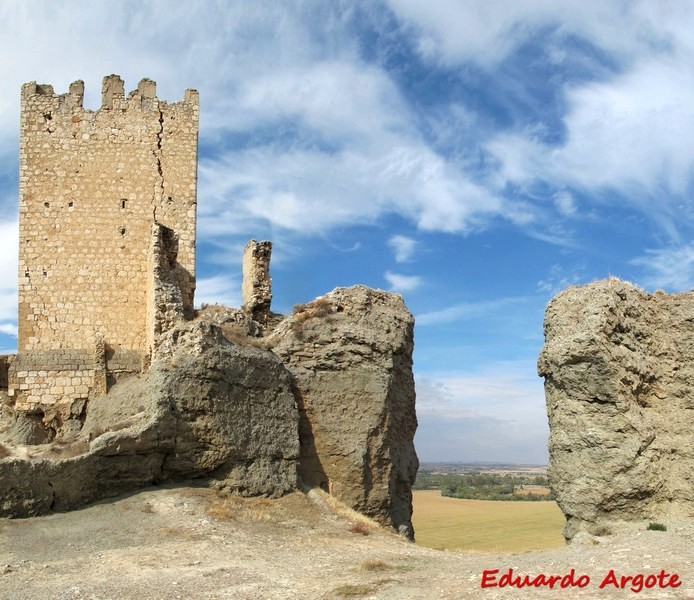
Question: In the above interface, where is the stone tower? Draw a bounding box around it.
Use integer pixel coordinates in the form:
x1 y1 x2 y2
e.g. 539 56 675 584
9 75 198 416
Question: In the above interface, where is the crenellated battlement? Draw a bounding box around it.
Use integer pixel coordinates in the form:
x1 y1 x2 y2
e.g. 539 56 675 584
21 74 199 112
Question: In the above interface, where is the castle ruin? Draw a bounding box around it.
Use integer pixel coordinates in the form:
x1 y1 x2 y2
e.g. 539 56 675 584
4 75 199 422
0 76 418 539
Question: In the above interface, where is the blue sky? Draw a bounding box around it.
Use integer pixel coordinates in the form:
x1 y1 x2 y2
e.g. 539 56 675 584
2 1 694 464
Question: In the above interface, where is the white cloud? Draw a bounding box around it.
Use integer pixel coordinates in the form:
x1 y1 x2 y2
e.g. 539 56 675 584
416 297 526 326
0 2 352 164
385 0 672 68
537 264 585 297
383 1 694 237
414 362 548 463
195 274 242 308
0 324 17 337
384 271 422 293
199 142 502 238
387 235 416 263
630 244 694 291
553 190 576 216
0 2 526 246
555 58 694 195
487 56 694 232
0 220 18 329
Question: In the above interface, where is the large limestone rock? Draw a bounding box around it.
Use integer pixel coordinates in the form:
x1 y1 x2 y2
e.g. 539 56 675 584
270 286 419 539
538 279 694 541
0 322 299 517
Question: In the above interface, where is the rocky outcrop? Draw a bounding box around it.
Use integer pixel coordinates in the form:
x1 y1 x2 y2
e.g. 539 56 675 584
271 286 419 539
0 286 418 539
0 322 299 517
538 279 694 541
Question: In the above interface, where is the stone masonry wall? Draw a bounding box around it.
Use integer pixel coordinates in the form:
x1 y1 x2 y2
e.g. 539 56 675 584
17 75 198 355
8 348 106 413
146 222 186 358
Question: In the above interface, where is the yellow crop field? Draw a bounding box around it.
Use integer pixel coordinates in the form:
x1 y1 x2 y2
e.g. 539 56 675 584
412 490 566 552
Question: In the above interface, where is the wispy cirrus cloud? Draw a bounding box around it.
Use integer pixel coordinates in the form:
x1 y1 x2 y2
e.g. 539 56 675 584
0 324 17 337
385 0 694 242
537 264 586 297
630 244 694 292
414 362 548 463
416 297 528 326
195 274 242 308
385 0 671 68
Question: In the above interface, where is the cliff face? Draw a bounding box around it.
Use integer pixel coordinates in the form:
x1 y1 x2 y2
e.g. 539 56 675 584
271 286 419 539
538 279 694 541
0 286 418 539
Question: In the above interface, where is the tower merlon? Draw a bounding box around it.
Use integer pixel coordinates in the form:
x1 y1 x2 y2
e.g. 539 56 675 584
101 74 125 109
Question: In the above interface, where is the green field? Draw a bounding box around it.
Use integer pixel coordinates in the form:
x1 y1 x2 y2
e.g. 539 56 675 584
412 490 566 552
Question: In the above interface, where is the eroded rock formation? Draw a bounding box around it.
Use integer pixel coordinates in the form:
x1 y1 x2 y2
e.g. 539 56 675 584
538 279 694 541
1 321 299 516
271 286 419 538
0 286 418 539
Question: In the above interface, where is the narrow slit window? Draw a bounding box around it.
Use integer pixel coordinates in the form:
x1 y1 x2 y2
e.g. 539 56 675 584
121 199 127 209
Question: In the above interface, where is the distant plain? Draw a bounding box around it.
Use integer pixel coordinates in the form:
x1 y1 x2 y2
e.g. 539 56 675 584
412 490 566 552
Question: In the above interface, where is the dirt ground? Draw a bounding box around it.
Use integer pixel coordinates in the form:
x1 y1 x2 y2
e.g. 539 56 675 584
1 485 693 599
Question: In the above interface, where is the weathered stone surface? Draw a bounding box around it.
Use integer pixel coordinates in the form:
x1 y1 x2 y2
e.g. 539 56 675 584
0 286 417 538
152 321 299 493
270 285 419 539
1 75 418 533
0 322 299 517
538 279 694 541
242 240 273 325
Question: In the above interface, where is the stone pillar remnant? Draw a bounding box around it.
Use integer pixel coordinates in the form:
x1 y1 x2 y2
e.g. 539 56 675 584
242 240 272 325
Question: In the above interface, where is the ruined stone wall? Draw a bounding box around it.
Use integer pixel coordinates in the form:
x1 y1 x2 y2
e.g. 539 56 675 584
242 240 272 324
7 347 106 413
17 75 198 357
271 286 419 539
146 222 186 358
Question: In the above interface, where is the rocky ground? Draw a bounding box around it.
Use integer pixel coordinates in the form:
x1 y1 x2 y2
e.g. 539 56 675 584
1 485 692 599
